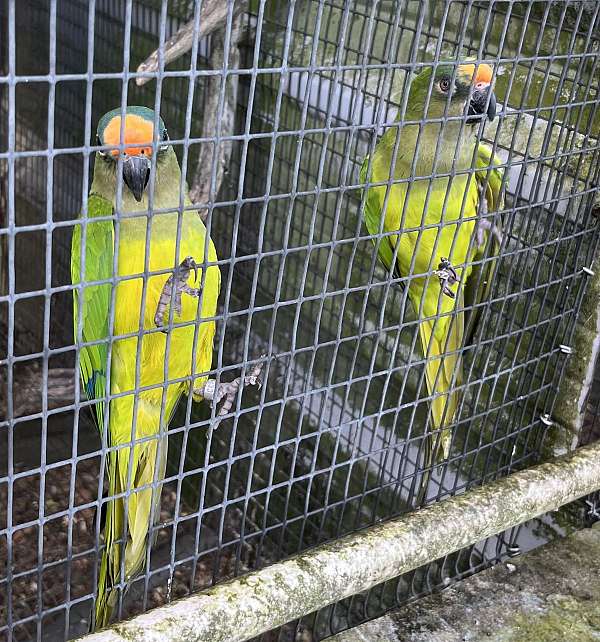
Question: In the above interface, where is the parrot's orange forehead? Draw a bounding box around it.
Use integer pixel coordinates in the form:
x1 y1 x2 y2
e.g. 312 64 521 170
459 63 493 85
103 114 154 156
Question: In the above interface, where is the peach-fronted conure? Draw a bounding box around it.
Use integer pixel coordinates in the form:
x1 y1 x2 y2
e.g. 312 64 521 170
71 106 231 628
361 63 503 472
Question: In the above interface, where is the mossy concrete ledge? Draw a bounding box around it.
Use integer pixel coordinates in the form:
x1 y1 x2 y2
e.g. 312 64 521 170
330 524 600 642
77 441 600 642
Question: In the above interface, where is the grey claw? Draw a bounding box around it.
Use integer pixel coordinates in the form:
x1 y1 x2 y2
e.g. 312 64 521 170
475 219 503 248
442 285 456 299
440 258 457 282
154 256 203 330
434 258 458 299
183 256 198 284
477 227 485 248
194 359 266 419
476 182 503 248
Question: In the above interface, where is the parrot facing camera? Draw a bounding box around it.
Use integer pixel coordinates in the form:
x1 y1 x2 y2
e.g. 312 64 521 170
122 155 151 202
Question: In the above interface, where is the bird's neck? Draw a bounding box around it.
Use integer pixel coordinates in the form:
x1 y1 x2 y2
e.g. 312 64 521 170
392 121 476 179
90 153 192 240
90 152 185 214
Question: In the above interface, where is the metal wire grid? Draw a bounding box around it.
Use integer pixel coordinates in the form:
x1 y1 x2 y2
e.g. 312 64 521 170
245 3 600 637
0 0 599 640
581 340 600 447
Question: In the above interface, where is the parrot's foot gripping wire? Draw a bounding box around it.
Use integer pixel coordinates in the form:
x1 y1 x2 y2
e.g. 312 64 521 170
475 183 502 248
475 218 503 248
434 257 458 299
154 256 201 332
194 358 265 418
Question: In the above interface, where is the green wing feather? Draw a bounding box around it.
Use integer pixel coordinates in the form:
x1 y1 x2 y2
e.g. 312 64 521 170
475 142 503 212
360 156 400 279
71 193 114 429
464 143 504 345
360 143 503 470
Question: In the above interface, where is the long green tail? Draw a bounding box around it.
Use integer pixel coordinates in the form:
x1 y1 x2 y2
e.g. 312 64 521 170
94 434 167 629
415 303 464 505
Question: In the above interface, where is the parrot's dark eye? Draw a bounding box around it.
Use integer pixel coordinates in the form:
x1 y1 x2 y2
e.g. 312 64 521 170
159 129 170 153
439 77 451 92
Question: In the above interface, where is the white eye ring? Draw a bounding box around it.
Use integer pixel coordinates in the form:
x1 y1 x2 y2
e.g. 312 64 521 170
96 135 108 157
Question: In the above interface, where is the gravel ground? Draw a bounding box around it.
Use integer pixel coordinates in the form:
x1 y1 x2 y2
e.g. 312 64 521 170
0 458 243 641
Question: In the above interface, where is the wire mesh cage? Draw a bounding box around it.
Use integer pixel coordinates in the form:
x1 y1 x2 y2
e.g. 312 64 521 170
0 0 599 640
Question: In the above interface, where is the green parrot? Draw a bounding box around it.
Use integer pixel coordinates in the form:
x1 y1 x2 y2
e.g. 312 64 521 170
71 106 225 628
360 62 503 471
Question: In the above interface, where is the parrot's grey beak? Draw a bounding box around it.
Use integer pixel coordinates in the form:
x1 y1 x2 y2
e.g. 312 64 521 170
467 85 496 123
122 155 151 202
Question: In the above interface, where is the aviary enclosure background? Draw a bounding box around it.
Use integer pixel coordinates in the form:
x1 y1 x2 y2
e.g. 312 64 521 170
0 1 599 641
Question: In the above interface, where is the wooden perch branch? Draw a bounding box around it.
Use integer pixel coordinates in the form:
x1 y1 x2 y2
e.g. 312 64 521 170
135 0 247 87
0 365 76 420
135 1 249 218
189 13 244 217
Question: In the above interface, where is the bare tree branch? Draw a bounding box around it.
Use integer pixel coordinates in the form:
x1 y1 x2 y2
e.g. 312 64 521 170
0 365 76 420
189 13 244 216
135 0 247 87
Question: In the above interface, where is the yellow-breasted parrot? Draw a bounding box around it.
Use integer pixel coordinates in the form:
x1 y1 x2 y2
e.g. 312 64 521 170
361 63 504 470
71 106 224 628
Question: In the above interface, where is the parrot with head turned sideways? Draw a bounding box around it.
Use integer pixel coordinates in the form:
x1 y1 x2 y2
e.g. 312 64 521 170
71 106 223 628
360 62 504 475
